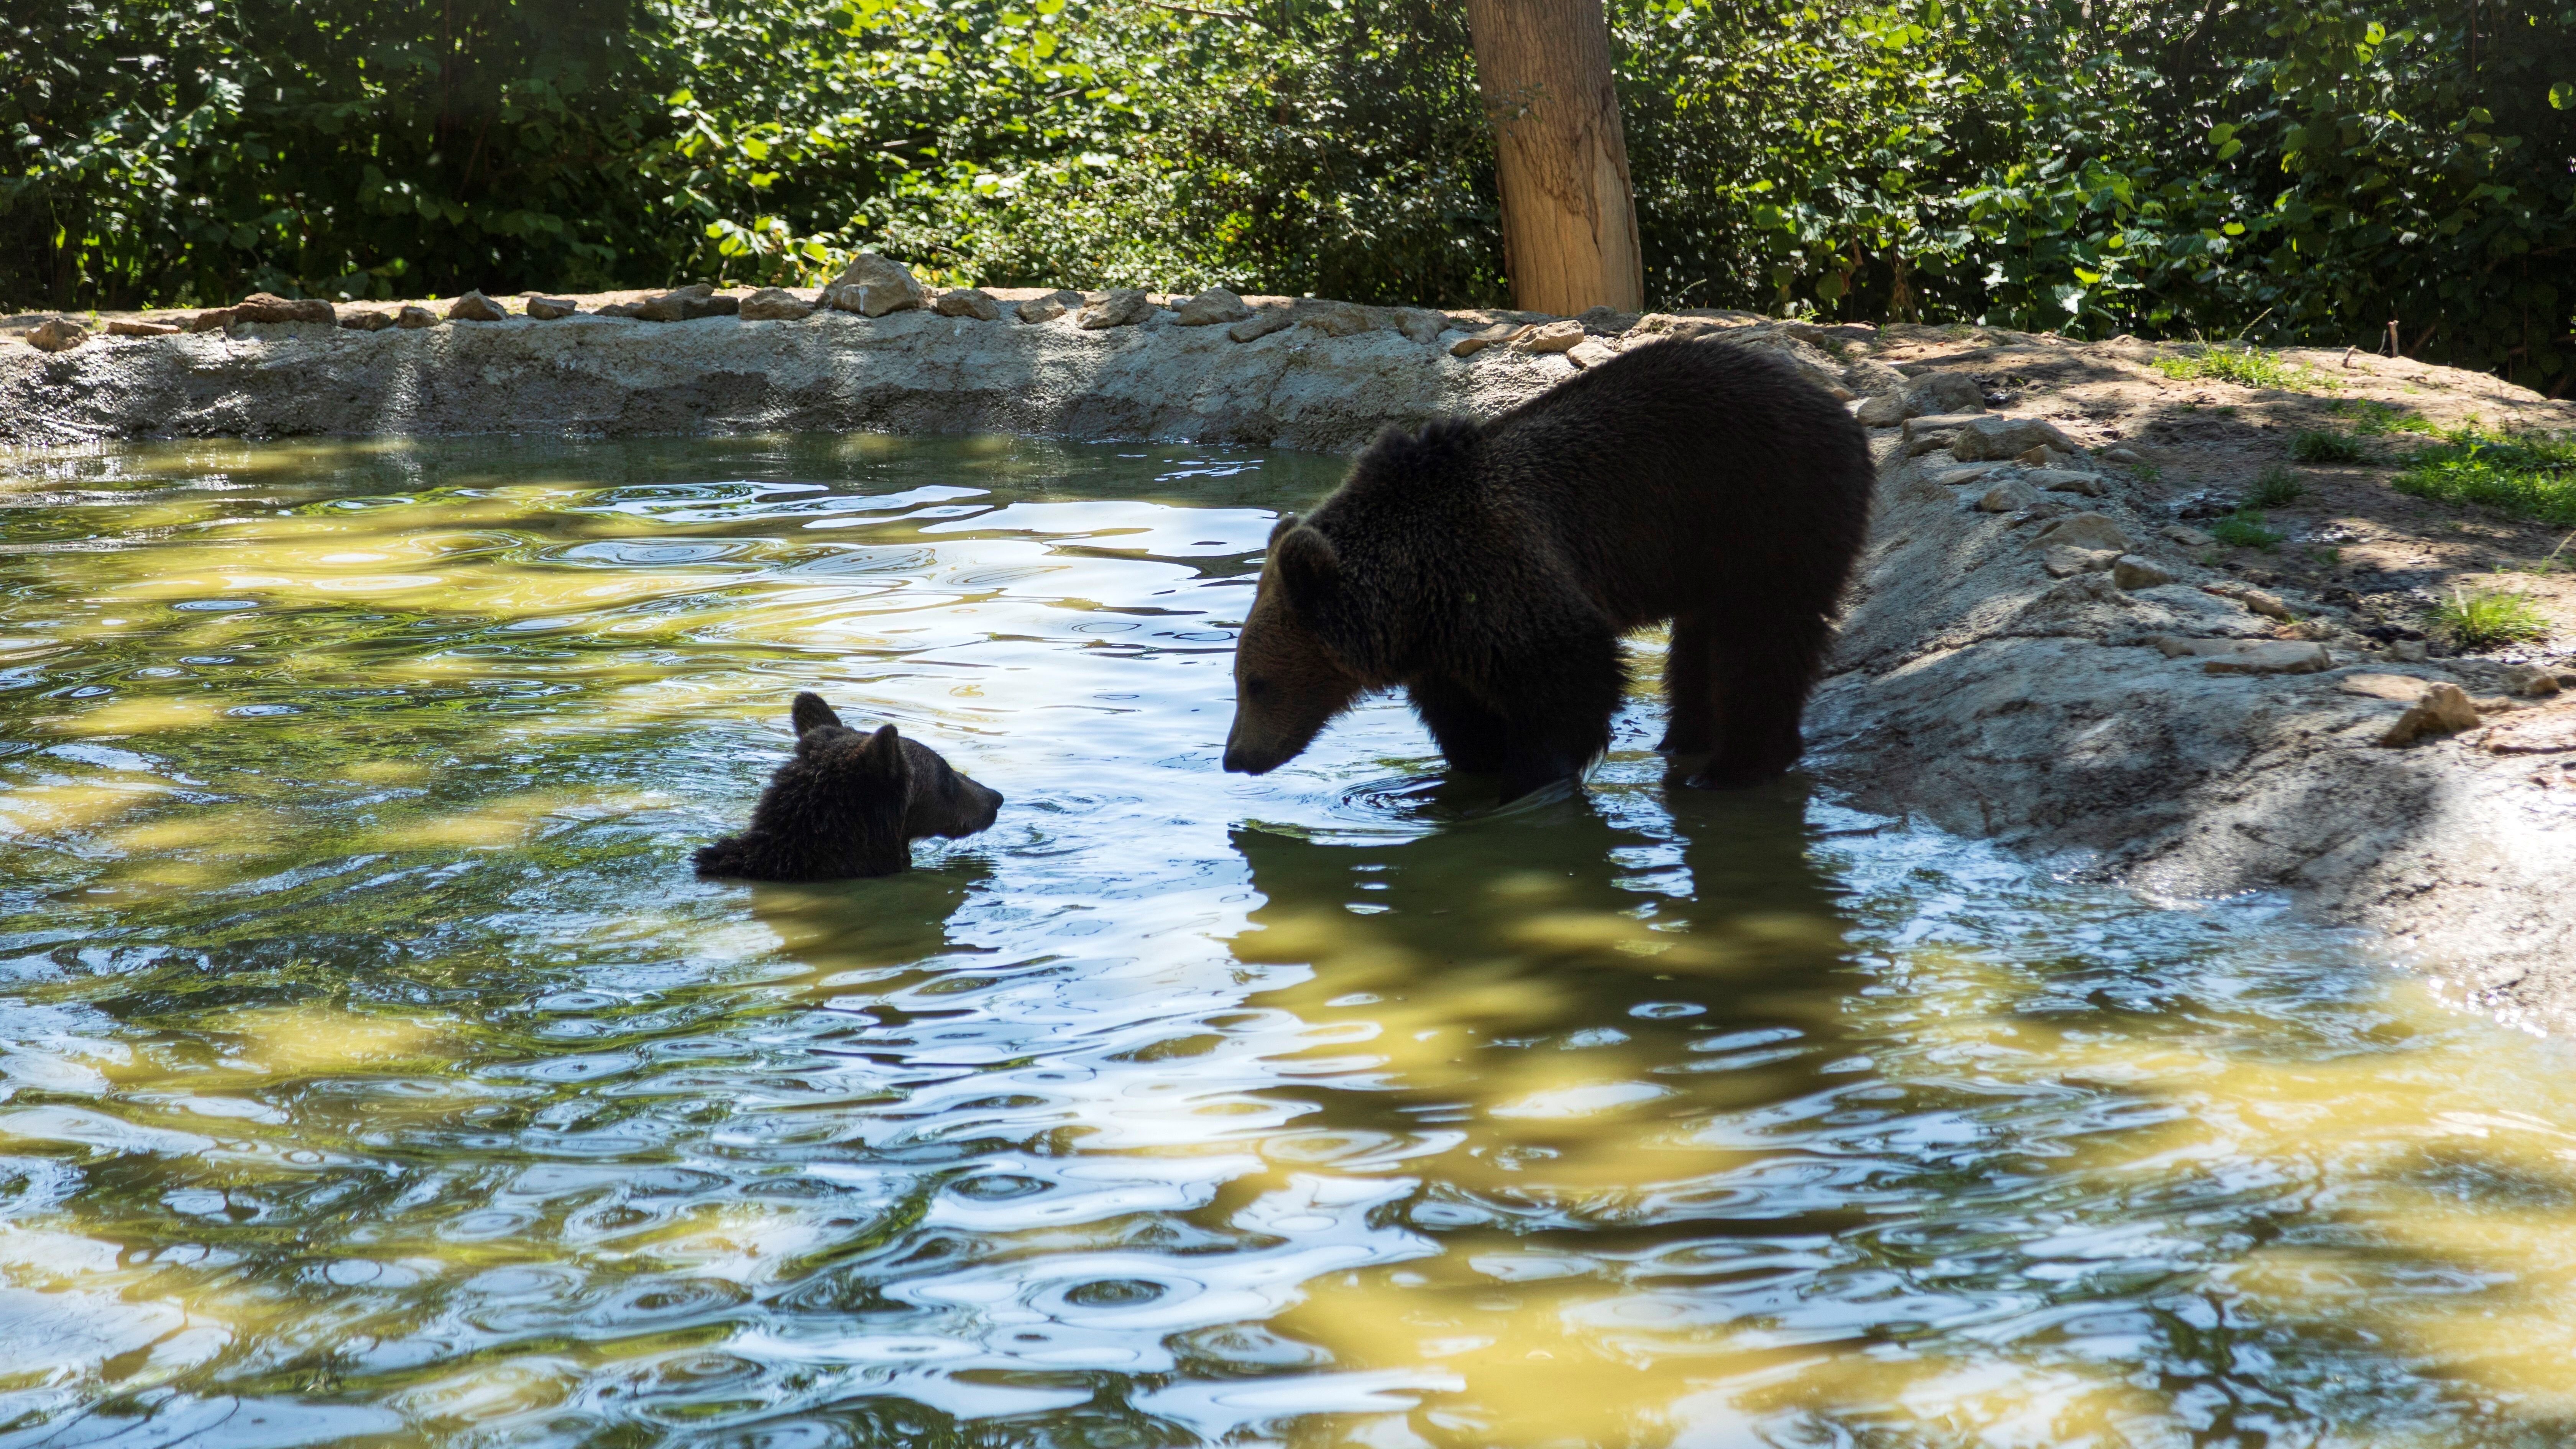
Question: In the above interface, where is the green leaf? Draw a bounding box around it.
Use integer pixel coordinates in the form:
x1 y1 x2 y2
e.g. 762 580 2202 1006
2553 82 2575 111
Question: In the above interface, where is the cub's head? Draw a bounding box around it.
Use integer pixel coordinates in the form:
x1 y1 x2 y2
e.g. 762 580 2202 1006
789 693 1003 844
1223 513 1365 776
696 693 1002 881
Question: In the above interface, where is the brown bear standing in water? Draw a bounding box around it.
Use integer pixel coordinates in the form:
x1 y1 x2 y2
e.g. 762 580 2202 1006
1221 337 1873 801
696 693 1002 880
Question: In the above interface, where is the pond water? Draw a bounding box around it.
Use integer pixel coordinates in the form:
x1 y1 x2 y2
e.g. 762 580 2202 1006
2 434 2575 1447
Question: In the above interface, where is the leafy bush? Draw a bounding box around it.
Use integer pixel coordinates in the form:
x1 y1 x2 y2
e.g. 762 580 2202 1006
2211 508 2285 551
5 0 2573 397
2395 431 2576 525
2433 586 2551 650
2289 430 2366 463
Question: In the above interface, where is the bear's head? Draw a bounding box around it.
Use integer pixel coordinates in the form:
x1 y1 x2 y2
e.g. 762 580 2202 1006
1223 513 1367 776
695 693 1002 880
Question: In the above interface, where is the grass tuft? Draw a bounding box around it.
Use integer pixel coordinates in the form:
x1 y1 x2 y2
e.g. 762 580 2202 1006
2210 508 2284 552
2246 463 2305 508
2431 586 2551 651
2393 430 2576 526
2153 345 2334 392
2329 399 2444 436
2288 429 2366 464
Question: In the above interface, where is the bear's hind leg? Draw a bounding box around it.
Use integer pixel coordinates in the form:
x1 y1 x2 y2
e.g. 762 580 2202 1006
1657 612 1718 756
1409 676 1511 775
1691 614 1831 789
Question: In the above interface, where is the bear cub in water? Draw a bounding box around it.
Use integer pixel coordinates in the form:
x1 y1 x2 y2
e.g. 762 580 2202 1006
695 693 1002 880
1222 337 1875 800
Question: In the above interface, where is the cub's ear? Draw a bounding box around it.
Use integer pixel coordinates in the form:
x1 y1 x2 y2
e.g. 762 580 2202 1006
1267 511 1300 544
791 692 844 736
1273 525 1340 621
860 723 905 769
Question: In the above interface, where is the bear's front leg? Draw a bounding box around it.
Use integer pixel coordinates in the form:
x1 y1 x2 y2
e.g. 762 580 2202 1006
1408 677 1512 774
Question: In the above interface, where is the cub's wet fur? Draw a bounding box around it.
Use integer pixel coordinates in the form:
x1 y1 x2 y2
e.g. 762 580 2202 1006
695 693 1002 880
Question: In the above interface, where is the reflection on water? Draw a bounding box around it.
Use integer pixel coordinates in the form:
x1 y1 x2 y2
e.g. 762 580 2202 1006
1 435 2574 1446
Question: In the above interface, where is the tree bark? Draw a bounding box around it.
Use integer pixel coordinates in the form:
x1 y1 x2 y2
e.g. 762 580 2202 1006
1463 0 1644 315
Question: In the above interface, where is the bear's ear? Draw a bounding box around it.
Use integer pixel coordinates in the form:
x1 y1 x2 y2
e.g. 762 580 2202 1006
1267 511 1300 544
859 723 907 774
791 692 844 736
1272 525 1340 622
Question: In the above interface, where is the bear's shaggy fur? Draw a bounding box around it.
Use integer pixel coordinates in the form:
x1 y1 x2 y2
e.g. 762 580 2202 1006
695 693 1002 880
1222 337 1874 800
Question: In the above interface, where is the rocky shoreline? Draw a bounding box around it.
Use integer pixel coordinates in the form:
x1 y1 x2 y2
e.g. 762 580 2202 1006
9 278 2576 1025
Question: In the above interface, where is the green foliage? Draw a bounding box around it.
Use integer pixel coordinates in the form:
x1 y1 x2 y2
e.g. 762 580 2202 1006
2331 399 2445 436
2433 585 2551 649
2247 463 2305 506
2153 345 2331 391
2289 429 2367 462
5 0 2574 396
2211 508 2285 551
2395 429 2576 524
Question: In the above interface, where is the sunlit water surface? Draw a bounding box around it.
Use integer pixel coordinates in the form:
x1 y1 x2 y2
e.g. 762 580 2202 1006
2 435 2575 1447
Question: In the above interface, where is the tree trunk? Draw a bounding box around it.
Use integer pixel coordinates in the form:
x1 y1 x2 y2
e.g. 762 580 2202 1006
1463 0 1644 315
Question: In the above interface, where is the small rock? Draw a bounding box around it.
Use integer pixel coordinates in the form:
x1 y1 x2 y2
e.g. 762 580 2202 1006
2340 673 2438 702
1567 338 1618 369
1845 359 1909 396
2027 469 2107 497
2164 524 2215 549
1901 412 1984 447
2111 555 2174 590
338 310 397 332
2205 641 2334 675
236 292 336 325
1902 371 1986 417
524 296 580 320
1391 307 1449 344
637 285 738 322
2154 636 2245 658
1171 286 1253 326
2203 582 2293 620
927 288 998 322
1933 463 2003 487
1513 319 1586 354
595 301 644 319
2390 639 2432 662
107 318 182 337
1977 479 2042 512
1448 322 1520 357
446 290 509 323
2100 446 2145 465
2484 711 2576 754
826 253 928 315
2043 546 2121 578
1078 289 1158 330
1229 307 1296 342
1299 301 1378 338
1854 393 1907 427
189 307 239 332
2502 663 2563 698
2380 682 2481 744
1015 290 1081 324
26 319 89 352
1952 415 2083 462
2029 512 2130 553
396 305 441 329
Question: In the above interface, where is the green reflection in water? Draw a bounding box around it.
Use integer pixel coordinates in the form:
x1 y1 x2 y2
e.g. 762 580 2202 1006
0 435 2572 1448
